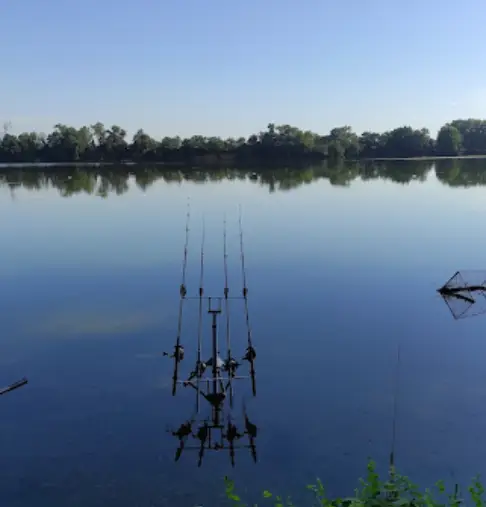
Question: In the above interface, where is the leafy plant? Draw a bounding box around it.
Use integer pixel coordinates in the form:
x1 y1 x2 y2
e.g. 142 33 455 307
224 460 485 506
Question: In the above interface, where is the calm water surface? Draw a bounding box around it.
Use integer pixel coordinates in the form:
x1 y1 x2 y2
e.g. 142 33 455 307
2 162 486 506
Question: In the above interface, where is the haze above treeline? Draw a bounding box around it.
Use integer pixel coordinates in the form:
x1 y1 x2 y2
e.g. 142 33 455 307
1 119 486 164
1 159 483 195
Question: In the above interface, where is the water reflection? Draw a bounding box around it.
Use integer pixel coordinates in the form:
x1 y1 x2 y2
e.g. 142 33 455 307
3 159 486 196
169 402 258 468
35 308 165 338
0 159 451 197
4 159 486 506
435 158 486 187
165 209 259 468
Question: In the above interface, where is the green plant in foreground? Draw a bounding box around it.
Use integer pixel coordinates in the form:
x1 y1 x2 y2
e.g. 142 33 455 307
224 460 485 506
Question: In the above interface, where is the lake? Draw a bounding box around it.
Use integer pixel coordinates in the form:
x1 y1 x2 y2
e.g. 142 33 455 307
2 159 486 506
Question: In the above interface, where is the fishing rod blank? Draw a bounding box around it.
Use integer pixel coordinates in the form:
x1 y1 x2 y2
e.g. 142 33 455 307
238 206 256 396
387 342 401 500
196 215 205 412
223 214 234 407
172 198 191 396
0 377 28 396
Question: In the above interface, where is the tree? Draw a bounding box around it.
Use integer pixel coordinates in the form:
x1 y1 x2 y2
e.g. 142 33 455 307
130 129 157 160
381 126 432 158
327 126 359 159
45 124 86 161
436 125 462 156
359 131 385 158
104 125 127 160
160 136 182 150
447 119 486 155
1 118 485 164
462 125 486 155
205 137 225 151
0 134 21 162
17 132 44 162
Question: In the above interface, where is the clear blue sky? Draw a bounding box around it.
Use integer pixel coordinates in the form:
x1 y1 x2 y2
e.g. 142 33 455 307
1 0 486 139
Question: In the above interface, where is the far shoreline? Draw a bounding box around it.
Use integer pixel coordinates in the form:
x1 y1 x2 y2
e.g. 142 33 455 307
362 154 486 161
1 154 486 169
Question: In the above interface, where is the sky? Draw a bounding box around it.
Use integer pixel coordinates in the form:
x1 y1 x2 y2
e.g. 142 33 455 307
1 0 486 140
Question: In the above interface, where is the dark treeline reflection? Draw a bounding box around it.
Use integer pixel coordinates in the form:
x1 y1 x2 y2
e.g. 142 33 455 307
1 159 485 197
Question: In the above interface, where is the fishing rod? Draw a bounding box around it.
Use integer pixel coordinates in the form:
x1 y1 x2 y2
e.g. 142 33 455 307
238 206 256 396
0 377 28 396
168 198 191 396
223 214 235 407
196 216 205 411
168 207 259 466
388 342 401 500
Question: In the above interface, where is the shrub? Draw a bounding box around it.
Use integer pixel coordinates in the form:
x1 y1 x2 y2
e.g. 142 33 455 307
224 460 485 506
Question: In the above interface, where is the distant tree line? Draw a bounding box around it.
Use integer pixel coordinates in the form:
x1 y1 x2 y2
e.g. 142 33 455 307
1 159 484 197
2 119 486 164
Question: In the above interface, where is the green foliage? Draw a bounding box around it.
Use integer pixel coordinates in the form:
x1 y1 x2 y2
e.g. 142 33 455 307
7 157 486 198
224 460 485 506
225 476 245 507
0 160 438 198
437 126 462 156
3 118 486 164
